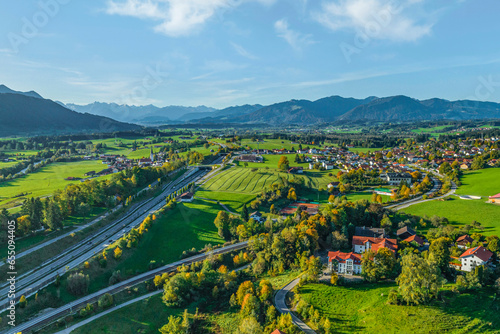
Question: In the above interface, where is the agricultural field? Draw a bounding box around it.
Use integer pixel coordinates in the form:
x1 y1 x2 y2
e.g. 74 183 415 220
411 125 451 135
201 167 337 195
0 160 112 209
299 283 500 333
403 168 500 235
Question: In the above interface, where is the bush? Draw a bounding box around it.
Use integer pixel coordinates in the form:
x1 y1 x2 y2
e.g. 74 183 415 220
67 273 90 296
387 289 402 305
98 293 114 309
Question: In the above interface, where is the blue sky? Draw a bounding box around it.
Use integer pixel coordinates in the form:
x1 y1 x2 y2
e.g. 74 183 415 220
1 0 500 108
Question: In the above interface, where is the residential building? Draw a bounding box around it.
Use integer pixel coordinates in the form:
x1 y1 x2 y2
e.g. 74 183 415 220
250 211 264 223
352 236 398 254
459 246 493 272
328 251 362 275
354 226 387 238
385 172 413 185
403 234 425 247
288 167 304 174
397 226 416 240
456 235 474 249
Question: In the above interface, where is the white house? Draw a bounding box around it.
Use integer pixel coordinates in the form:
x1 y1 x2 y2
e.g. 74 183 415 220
328 251 362 275
250 211 265 223
352 236 398 254
459 246 493 272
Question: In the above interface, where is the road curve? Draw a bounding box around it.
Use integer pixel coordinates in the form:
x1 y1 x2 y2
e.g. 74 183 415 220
274 278 317 334
6 242 248 334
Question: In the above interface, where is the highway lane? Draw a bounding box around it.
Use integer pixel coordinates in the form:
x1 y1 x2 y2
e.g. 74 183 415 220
0 167 209 310
6 241 248 334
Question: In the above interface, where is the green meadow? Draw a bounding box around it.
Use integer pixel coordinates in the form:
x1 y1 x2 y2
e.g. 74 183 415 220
0 160 111 209
299 283 500 334
403 168 500 235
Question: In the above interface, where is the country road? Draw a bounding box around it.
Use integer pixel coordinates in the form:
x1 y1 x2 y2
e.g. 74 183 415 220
388 179 457 211
274 278 317 334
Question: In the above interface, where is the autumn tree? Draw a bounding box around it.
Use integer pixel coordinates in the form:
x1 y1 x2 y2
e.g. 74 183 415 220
277 156 290 170
396 253 444 305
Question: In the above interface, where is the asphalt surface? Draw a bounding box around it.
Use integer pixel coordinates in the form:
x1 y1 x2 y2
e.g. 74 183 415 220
274 278 317 334
0 167 209 311
6 241 248 334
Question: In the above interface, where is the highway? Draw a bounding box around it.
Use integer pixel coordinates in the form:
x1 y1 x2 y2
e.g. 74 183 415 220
0 167 211 311
6 241 248 334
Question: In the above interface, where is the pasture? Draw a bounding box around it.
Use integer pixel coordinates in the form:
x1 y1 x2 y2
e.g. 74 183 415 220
403 168 500 236
299 283 500 334
0 160 111 209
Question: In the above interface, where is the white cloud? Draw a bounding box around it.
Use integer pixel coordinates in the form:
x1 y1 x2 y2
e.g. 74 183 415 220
105 0 275 37
274 19 314 51
231 42 258 60
313 0 434 42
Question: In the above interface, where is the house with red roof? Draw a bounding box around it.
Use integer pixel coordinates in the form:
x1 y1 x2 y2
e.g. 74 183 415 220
328 251 362 275
404 234 425 247
271 330 286 334
456 235 474 249
459 246 493 272
352 236 398 254
489 193 500 204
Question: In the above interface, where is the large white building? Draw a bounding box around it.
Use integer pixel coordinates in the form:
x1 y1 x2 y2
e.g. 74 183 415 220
459 246 493 272
328 251 362 275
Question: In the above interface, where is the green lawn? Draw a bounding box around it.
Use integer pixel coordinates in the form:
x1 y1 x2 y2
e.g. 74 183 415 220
0 160 112 208
402 168 500 235
299 283 500 333
455 169 500 198
194 190 255 213
403 198 500 235
346 191 391 203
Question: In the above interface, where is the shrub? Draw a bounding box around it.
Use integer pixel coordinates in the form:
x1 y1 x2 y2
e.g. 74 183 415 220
67 273 90 296
98 293 113 309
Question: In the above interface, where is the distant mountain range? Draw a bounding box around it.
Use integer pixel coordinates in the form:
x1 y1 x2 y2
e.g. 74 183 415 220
63 95 500 126
0 86 140 136
2 84 500 133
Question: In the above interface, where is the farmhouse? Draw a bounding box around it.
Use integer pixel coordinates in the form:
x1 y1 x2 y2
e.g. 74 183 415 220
250 211 264 223
179 192 194 202
459 246 493 272
352 236 398 254
488 193 500 204
397 226 416 240
328 251 362 275
327 182 340 189
403 234 425 247
456 235 474 249
288 167 303 174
